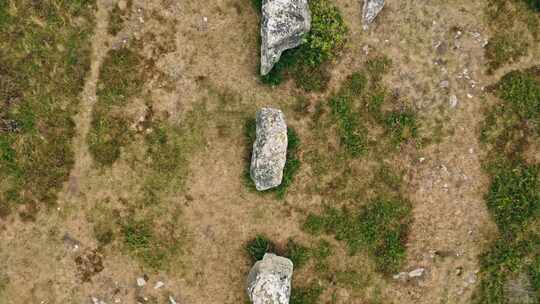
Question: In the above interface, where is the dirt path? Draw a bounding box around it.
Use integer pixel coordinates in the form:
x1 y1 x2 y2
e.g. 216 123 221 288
64 0 111 199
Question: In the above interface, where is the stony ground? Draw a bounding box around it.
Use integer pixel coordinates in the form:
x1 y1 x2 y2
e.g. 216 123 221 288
0 0 539 304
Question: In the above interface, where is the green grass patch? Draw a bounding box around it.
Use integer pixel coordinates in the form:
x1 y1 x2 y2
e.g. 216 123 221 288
327 64 417 156
120 212 187 270
244 118 301 199
142 105 207 199
304 197 412 274
0 0 96 217
384 110 419 146
290 284 324 304
88 47 144 166
259 0 348 91
476 67 540 303
286 239 311 269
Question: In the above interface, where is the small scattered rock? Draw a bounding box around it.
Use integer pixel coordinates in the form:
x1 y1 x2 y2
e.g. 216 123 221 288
408 268 426 278
250 108 288 191
247 253 293 304
260 0 311 75
136 277 146 287
118 0 127 10
91 297 107 304
154 281 165 289
439 80 450 89
449 95 458 108
168 296 178 304
393 267 426 281
362 0 385 29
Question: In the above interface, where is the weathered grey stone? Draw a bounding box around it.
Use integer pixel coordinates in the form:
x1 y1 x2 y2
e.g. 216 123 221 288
247 253 293 304
362 0 385 29
250 108 288 191
260 0 311 75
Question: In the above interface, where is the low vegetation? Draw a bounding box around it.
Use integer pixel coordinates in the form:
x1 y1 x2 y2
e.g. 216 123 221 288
255 0 348 91
108 0 132 35
484 0 539 73
475 67 540 303
0 0 96 218
88 47 144 166
326 57 418 157
304 197 412 274
244 119 301 199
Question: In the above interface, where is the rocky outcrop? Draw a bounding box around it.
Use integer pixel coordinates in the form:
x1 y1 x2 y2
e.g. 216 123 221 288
362 0 385 29
260 0 311 75
250 108 288 191
247 253 294 304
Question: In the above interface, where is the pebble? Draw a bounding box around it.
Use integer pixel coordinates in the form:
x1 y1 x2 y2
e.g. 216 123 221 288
169 296 178 304
439 80 450 88
118 0 127 10
136 277 146 287
409 268 426 278
449 95 458 108
154 281 165 289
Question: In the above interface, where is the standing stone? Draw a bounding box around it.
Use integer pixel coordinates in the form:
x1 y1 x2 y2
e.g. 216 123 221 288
260 0 311 75
250 108 288 191
247 253 294 304
362 0 385 29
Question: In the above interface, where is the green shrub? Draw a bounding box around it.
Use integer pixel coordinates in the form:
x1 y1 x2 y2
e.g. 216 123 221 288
258 0 348 91
523 0 540 11
246 235 275 262
303 0 348 66
252 0 263 11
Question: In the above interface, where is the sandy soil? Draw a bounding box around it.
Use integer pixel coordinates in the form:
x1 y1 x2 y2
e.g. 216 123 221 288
1 0 539 303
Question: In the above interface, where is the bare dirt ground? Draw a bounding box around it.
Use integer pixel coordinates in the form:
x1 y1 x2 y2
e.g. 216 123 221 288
0 0 539 304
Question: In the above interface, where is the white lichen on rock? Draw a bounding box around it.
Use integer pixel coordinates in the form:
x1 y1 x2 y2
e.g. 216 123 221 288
260 0 311 75
247 253 294 304
362 0 385 29
250 108 288 191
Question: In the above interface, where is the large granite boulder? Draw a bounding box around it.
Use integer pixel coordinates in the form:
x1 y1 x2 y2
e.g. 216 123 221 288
362 0 385 29
260 0 311 75
247 253 294 304
250 108 288 191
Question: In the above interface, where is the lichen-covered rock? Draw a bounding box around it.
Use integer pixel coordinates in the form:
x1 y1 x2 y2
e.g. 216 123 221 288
247 253 293 304
260 0 311 75
362 0 385 29
250 108 288 191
